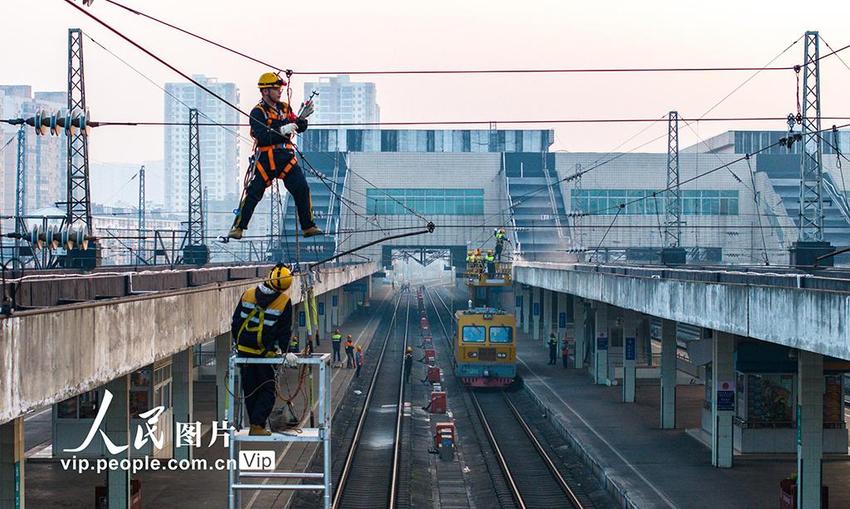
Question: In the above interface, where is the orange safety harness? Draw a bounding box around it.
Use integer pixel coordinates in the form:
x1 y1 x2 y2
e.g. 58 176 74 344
252 100 299 186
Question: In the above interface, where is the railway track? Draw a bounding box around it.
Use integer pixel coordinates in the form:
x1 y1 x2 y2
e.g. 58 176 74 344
426 286 585 509
471 391 584 509
334 293 411 509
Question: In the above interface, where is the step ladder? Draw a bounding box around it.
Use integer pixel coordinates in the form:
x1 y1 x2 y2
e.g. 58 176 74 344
226 353 332 509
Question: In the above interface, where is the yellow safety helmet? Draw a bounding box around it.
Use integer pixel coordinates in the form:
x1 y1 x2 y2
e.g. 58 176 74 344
266 264 292 292
407 346 413 353
258 72 286 89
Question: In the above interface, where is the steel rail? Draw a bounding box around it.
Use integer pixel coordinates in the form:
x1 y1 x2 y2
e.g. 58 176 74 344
469 391 528 509
332 293 404 508
427 286 585 509
503 394 585 508
389 292 411 508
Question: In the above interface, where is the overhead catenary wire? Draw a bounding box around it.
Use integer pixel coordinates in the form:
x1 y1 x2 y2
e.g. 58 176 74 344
44 115 850 129
84 0 850 76
57 1 850 265
580 122 850 218
64 0 434 254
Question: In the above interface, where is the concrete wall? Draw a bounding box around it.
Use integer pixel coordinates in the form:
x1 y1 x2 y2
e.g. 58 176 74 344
0 262 379 425
514 262 850 360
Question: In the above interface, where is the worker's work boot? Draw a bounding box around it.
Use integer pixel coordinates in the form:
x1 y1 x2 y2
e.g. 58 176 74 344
228 227 244 240
249 424 271 436
302 226 323 238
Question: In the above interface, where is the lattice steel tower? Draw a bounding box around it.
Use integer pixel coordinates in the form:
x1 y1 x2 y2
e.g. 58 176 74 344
269 184 282 258
799 31 824 242
187 109 204 245
15 127 26 232
137 165 146 263
14 127 27 269
66 28 93 233
664 111 681 247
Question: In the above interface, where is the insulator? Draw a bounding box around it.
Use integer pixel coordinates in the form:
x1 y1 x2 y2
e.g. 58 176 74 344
30 225 43 249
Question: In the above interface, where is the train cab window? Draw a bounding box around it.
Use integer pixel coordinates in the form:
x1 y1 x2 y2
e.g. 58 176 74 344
462 325 486 342
489 326 513 343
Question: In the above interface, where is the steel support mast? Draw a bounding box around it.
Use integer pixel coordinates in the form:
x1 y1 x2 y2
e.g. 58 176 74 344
268 184 282 259
137 165 146 264
790 30 834 267
66 28 93 233
14 127 27 269
664 111 681 247
661 111 686 264
183 108 209 264
799 31 824 241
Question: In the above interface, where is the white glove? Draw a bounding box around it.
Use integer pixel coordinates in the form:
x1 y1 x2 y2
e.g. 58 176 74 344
279 123 298 136
284 352 299 368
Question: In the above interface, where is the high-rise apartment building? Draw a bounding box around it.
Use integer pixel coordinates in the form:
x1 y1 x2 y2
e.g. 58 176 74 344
0 85 67 224
163 75 240 215
302 75 379 127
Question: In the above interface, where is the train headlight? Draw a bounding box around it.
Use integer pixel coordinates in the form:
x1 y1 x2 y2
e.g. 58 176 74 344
496 352 507 359
467 351 478 358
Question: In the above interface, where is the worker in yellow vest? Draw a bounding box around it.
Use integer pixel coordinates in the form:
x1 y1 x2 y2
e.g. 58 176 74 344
231 264 293 436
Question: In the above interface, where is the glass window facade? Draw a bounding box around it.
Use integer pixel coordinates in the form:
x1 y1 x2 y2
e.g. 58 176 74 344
571 189 739 216
367 188 484 215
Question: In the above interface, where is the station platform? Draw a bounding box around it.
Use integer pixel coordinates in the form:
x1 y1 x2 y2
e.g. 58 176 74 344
22 286 392 509
515 334 850 509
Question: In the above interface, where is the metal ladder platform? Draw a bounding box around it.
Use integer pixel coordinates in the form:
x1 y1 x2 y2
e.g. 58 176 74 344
226 353 332 509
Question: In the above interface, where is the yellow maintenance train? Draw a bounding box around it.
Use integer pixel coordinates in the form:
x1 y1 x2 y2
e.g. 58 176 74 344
454 307 516 387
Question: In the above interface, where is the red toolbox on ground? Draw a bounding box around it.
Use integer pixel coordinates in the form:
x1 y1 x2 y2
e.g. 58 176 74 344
433 421 456 448
429 391 447 413
424 348 437 363
427 365 441 383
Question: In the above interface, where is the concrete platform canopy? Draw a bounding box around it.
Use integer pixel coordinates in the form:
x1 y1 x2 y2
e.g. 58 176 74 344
0 262 379 425
514 261 850 360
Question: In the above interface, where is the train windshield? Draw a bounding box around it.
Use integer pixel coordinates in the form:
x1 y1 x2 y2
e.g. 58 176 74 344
489 326 513 343
462 325 486 342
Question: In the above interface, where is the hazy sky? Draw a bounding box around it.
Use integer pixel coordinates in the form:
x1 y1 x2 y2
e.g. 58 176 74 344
3 0 850 166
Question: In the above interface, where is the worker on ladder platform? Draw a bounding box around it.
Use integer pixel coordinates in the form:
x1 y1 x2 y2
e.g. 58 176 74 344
494 228 510 262
228 72 322 240
485 250 496 278
231 264 294 436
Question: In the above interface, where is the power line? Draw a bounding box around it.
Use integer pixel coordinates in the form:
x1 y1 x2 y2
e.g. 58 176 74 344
69 116 850 128
64 0 434 237
92 0 850 77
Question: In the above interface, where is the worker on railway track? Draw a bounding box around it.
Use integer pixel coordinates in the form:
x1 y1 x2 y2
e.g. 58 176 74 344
547 332 558 365
231 264 293 436
345 335 355 368
288 334 300 353
355 345 364 377
228 72 322 240
331 328 343 364
404 346 414 383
